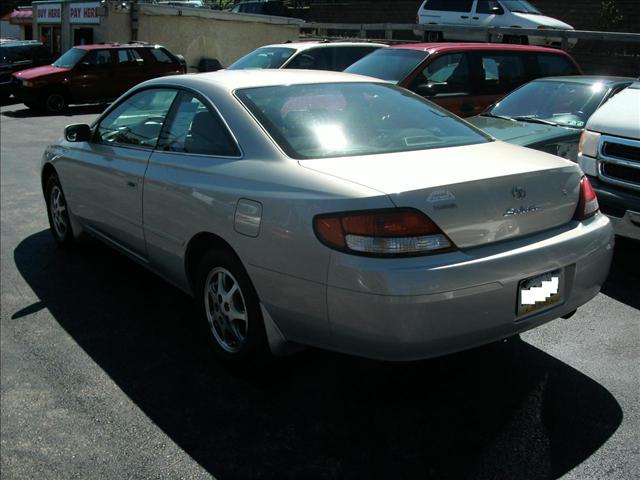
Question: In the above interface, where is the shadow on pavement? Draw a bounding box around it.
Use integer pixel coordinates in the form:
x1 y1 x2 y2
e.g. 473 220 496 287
601 237 640 310
14 230 623 479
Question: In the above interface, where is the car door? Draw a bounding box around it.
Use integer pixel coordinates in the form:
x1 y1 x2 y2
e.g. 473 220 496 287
115 48 148 94
403 52 476 117
470 0 506 40
58 88 178 258
469 50 529 113
143 90 241 279
69 49 117 102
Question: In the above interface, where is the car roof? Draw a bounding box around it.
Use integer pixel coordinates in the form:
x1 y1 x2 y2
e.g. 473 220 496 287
145 69 382 92
72 43 164 50
531 75 636 85
389 42 571 55
257 41 388 51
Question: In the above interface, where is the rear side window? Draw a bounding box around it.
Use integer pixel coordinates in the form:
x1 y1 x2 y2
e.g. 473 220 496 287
159 92 240 157
476 52 527 94
334 46 380 71
424 0 474 12
117 49 144 66
410 53 472 96
149 48 175 64
97 89 178 148
534 53 579 77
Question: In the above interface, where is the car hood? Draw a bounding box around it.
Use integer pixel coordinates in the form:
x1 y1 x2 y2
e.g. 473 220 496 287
585 86 640 139
467 116 578 145
13 65 69 80
512 13 573 30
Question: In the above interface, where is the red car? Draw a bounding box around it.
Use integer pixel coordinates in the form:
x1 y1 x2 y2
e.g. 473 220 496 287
345 43 582 117
13 43 186 113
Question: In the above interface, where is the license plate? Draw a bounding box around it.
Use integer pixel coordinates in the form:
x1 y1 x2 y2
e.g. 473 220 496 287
517 269 562 316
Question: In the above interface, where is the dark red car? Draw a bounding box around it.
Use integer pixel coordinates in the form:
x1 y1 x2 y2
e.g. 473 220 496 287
345 43 582 117
13 43 186 113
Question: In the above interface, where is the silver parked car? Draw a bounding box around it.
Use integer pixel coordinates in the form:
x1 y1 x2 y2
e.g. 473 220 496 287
42 70 613 362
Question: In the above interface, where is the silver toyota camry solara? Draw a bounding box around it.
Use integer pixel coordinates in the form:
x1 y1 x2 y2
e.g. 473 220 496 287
41 70 613 362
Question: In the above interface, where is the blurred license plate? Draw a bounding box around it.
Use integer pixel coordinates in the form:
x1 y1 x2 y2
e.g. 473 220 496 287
517 269 562 316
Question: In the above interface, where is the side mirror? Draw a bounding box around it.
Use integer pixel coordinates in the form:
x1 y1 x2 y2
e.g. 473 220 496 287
414 83 438 97
491 6 505 15
65 123 92 142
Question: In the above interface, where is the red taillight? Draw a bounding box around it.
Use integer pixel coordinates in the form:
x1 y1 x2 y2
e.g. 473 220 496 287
314 209 455 257
575 176 599 220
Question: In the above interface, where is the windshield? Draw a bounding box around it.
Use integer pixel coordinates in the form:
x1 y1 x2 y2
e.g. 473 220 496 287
53 48 86 68
487 80 611 128
237 82 489 159
500 0 542 14
227 47 296 70
345 49 428 83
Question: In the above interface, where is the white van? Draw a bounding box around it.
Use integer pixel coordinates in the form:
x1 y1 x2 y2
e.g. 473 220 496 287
416 0 576 47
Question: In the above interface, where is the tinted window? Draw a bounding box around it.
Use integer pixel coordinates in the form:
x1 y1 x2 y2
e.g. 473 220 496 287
149 47 175 64
476 0 501 14
159 92 240 156
117 49 144 66
97 89 178 148
334 46 381 71
236 82 489 160
534 53 578 76
227 47 295 69
424 0 473 12
410 53 471 96
285 47 333 70
500 0 541 14
345 49 429 83
476 52 527 94
81 49 113 67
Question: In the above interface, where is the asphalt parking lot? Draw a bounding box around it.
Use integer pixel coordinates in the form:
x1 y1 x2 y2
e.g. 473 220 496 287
1 101 639 480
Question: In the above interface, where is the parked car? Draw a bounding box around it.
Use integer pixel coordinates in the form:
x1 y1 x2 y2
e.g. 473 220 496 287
416 0 576 47
578 81 640 241
231 0 289 16
227 41 386 72
468 76 634 161
345 43 581 117
0 40 52 102
13 43 186 113
42 70 613 363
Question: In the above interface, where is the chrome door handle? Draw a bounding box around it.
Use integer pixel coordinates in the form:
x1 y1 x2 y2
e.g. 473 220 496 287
460 15 469 18
126 181 137 188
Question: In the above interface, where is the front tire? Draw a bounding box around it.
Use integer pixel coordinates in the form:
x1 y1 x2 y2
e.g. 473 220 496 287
41 90 68 114
196 249 269 363
45 174 76 248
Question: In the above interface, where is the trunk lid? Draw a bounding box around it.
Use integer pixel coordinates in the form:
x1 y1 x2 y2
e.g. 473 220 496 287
301 141 582 248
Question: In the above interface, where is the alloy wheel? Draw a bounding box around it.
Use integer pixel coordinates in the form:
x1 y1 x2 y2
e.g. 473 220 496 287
50 185 67 239
204 267 249 353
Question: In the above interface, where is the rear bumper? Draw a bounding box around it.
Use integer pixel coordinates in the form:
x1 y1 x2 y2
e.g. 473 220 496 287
325 214 613 361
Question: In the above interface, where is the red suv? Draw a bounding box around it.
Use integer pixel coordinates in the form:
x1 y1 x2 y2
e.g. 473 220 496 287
13 43 186 113
345 43 582 117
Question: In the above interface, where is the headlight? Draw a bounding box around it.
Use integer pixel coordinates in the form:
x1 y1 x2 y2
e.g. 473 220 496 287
578 130 601 158
22 79 34 88
537 25 548 30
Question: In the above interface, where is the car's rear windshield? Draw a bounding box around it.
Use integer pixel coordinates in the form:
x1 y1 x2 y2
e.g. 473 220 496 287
227 47 296 70
53 47 86 68
236 82 490 160
344 49 429 83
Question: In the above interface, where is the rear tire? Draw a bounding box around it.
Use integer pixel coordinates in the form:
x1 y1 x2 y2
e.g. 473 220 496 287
196 249 269 363
425 30 443 42
45 174 76 248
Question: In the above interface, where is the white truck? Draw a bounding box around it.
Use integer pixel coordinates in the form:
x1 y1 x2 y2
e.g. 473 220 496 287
578 82 640 240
